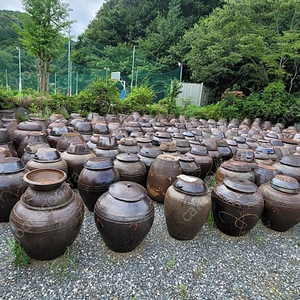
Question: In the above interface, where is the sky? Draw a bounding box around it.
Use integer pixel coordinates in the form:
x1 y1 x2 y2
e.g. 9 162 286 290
0 0 105 37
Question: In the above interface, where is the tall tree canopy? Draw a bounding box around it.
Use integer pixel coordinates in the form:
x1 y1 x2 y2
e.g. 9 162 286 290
184 0 300 98
15 0 72 93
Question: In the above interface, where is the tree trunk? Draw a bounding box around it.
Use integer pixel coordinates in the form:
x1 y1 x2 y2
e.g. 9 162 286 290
38 57 51 93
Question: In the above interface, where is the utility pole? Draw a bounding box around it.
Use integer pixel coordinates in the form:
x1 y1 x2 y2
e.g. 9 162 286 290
67 27 72 96
131 45 135 91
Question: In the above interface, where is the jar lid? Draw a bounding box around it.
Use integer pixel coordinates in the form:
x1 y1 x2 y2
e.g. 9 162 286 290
221 160 251 172
84 156 113 170
116 152 139 162
108 181 146 202
190 145 208 155
269 175 299 194
280 154 300 167
173 174 207 195
178 156 195 163
223 177 257 193
256 146 275 154
138 146 162 158
0 157 25 173
33 148 62 162
119 137 138 146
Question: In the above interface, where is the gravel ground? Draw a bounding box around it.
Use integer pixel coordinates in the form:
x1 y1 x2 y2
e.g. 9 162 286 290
1 192 300 300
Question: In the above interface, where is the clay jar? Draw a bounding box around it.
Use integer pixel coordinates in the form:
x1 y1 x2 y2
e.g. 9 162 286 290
258 175 300 231
26 147 68 173
146 154 182 203
215 159 255 184
138 145 163 170
93 135 120 160
118 137 140 154
78 157 120 212
9 169 84 260
178 156 201 177
21 142 50 164
211 177 264 236
0 157 28 222
113 153 147 186
61 142 96 188
56 132 86 152
273 154 300 182
254 164 279 186
94 181 154 252
164 175 211 240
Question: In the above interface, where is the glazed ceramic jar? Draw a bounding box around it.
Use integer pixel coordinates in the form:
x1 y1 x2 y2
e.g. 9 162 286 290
146 154 182 203
56 132 86 152
94 181 154 252
61 142 96 188
273 154 300 182
138 145 163 170
118 137 140 154
178 156 201 177
164 175 211 240
21 142 50 164
17 132 48 158
93 135 120 160
0 157 28 222
254 164 279 186
215 159 255 184
211 177 264 236
78 157 120 211
259 175 300 231
113 153 147 186
26 147 68 173
10 169 84 260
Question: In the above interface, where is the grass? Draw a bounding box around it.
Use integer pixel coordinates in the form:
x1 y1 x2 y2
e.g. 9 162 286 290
7 238 30 267
167 257 176 268
179 283 188 299
48 247 77 281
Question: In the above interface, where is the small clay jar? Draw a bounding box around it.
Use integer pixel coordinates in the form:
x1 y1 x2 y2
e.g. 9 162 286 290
113 153 147 186
178 156 201 177
26 147 68 173
215 159 255 184
0 157 28 222
259 175 300 231
273 154 300 182
61 142 96 188
10 169 84 260
94 181 154 252
211 177 264 236
164 175 211 240
146 154 182 203
78 157 120 211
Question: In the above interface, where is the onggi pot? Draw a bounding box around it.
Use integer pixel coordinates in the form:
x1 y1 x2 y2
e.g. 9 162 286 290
9 169 84 260
94 181 154 252
258 175 300 231
164 175 211 240
211 177 264 236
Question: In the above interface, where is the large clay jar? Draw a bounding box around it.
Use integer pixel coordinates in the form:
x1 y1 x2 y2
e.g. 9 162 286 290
94 181 154 252
138 145 163 170
93 135 120 160
61 142 96 188
254 164 279 186
26 148 68 173
211 177 264 236
164 175 211 240
259 175 300 231
178 156 201 177
146 154 182 203
118 137 140 154
56 132 86 152
215 159 255 184
273 154 300 182
113 153 147 186
9 169 84 260
78 157 120 212
21 142 50 164
0 157 28 222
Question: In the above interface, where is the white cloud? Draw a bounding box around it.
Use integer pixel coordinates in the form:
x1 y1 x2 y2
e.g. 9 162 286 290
0 0 104 37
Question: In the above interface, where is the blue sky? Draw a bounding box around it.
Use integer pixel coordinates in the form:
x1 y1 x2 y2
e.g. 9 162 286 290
0 0 105 37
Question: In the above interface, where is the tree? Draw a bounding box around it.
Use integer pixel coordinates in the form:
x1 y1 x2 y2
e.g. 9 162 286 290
15 0 72 93
184 0 300 99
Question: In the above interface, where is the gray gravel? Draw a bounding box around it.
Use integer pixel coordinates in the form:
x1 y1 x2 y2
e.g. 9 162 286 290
1 193 300 300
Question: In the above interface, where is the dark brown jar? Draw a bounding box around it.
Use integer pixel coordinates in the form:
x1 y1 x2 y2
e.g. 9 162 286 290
94 181 154 252
0 157 28 222
61 142 96 188
78 157 120 212
21 142 50 164
215 159 255 184
146 154 182 203
273 154 300 182
259 175 300 231
17 131 48 158
185 145 213 180
56 132 86 152
138 145 163 170
152 131 172 146
118 137 140 154
93 135 120 160
26 147 68 173
217 140 233 161
47 124 69 148
113 153 147 186
9 169 84 260
0 128 18 157
211 177 264 236
178 156 201 177
254 164 279 186
164 175 210 240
